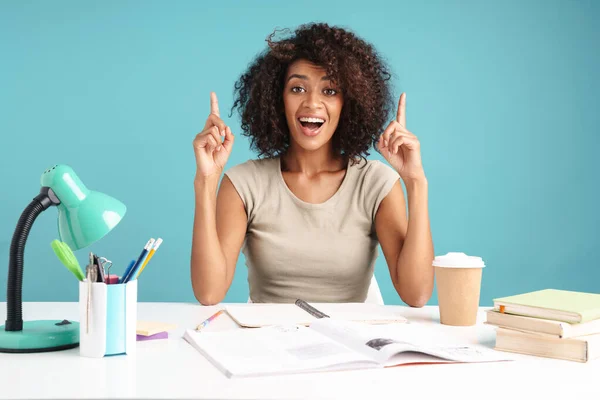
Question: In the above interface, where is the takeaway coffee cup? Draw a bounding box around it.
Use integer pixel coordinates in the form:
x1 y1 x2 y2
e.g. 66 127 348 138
433 252 485 326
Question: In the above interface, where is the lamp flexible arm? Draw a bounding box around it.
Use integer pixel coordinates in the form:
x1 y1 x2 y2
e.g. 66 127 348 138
5 187 60 331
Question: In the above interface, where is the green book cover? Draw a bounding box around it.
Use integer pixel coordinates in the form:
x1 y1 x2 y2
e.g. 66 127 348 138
493 289 600 323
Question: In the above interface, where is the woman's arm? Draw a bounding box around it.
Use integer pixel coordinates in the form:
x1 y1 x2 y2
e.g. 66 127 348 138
375 178 434 307
191 175 247 305
375 92 434 307
191 92 245 305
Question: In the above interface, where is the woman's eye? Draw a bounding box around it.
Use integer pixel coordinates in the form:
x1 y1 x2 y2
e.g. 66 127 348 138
291 86 305 93
323 88 337 96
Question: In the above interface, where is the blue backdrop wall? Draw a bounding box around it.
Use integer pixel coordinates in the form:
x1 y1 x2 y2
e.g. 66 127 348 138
1 0 598 305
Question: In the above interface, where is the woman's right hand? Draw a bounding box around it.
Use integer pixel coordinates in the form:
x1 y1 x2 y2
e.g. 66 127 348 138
193 92 235 178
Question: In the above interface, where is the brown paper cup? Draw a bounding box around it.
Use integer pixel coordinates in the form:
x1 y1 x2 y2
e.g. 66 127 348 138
435 266 482 326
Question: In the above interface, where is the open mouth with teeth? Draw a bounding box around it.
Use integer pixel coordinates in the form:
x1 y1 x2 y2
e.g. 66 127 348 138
298 117 325 136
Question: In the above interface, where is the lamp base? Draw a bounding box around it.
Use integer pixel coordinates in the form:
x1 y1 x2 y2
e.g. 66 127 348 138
0 320 79 353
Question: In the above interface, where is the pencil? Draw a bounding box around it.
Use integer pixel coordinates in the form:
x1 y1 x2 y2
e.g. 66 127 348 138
121 238 154 283
195 310 225 331
137 238 163 278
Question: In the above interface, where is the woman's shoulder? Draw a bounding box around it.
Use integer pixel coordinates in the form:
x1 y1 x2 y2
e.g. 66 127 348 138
349 157 400 220
223 157 280 214
224 156 279 179
350 157 400 183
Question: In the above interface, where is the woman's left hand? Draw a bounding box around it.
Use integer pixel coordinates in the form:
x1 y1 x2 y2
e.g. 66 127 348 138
378 93 426 182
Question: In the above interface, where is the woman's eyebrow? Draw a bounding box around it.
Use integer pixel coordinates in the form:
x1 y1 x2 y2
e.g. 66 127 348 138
286 74 331 82
287 74 308 82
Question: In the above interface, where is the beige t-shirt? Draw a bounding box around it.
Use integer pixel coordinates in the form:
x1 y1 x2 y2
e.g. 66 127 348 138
224 156 400 303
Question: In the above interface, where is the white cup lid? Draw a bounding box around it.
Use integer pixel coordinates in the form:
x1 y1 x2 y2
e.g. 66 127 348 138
432 252 485 268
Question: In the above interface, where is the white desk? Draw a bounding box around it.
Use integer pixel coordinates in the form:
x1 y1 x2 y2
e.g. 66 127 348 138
1 302 598 399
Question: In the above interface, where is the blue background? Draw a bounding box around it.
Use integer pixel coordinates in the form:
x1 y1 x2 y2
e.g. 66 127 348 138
1 0 598 305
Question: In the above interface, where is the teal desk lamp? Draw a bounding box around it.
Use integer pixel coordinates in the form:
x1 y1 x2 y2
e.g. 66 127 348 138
0 164 126 353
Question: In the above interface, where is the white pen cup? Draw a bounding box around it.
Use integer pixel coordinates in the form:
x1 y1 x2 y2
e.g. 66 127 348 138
78 279 137 357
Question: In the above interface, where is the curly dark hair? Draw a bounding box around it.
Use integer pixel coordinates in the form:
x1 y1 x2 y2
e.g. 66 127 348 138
231 22 395 164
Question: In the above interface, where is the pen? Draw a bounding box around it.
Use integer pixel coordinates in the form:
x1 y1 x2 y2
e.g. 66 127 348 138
195 310 225 331
136 238 162 278
118 260 137 284
295 299 330 319
121 238 155 283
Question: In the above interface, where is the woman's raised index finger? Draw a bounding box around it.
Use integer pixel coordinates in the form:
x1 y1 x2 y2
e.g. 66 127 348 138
210 92 220 117
396 92 406 127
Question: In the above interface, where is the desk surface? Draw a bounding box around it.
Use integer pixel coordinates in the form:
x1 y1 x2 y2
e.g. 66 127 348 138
1 302 598 399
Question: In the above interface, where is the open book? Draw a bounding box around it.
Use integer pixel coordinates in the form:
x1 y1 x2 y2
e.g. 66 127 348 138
183 319 510 378
224 300 408 328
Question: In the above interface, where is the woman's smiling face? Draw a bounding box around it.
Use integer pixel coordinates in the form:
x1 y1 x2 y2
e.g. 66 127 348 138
283 59 344 152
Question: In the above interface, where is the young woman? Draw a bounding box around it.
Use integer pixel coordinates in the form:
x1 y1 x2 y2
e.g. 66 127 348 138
191 23 434 306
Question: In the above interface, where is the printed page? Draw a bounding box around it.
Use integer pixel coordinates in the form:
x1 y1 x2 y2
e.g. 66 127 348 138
183 324 379 378
310 319 511 366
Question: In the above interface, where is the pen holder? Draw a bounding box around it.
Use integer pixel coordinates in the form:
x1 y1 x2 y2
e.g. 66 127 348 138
78 280 137 358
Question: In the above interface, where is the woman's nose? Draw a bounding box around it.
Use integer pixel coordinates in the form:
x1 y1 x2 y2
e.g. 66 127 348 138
303 91 323 109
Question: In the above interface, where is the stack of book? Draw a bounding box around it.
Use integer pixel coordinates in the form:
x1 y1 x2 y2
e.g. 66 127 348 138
486 289 600 363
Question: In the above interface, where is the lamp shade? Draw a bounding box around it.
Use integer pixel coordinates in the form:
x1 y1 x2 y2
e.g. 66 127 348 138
40 164 126 250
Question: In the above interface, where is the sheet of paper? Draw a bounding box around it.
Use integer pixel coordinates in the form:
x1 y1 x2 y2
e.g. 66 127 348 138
311 303 408 324
224 304 318 327
224 303 407 328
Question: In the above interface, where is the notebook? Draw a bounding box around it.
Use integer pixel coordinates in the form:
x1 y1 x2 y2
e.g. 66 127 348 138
493 289 600 323
485 309 600 338
183 318 510 378
223 300 408 328
495 327 600 363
